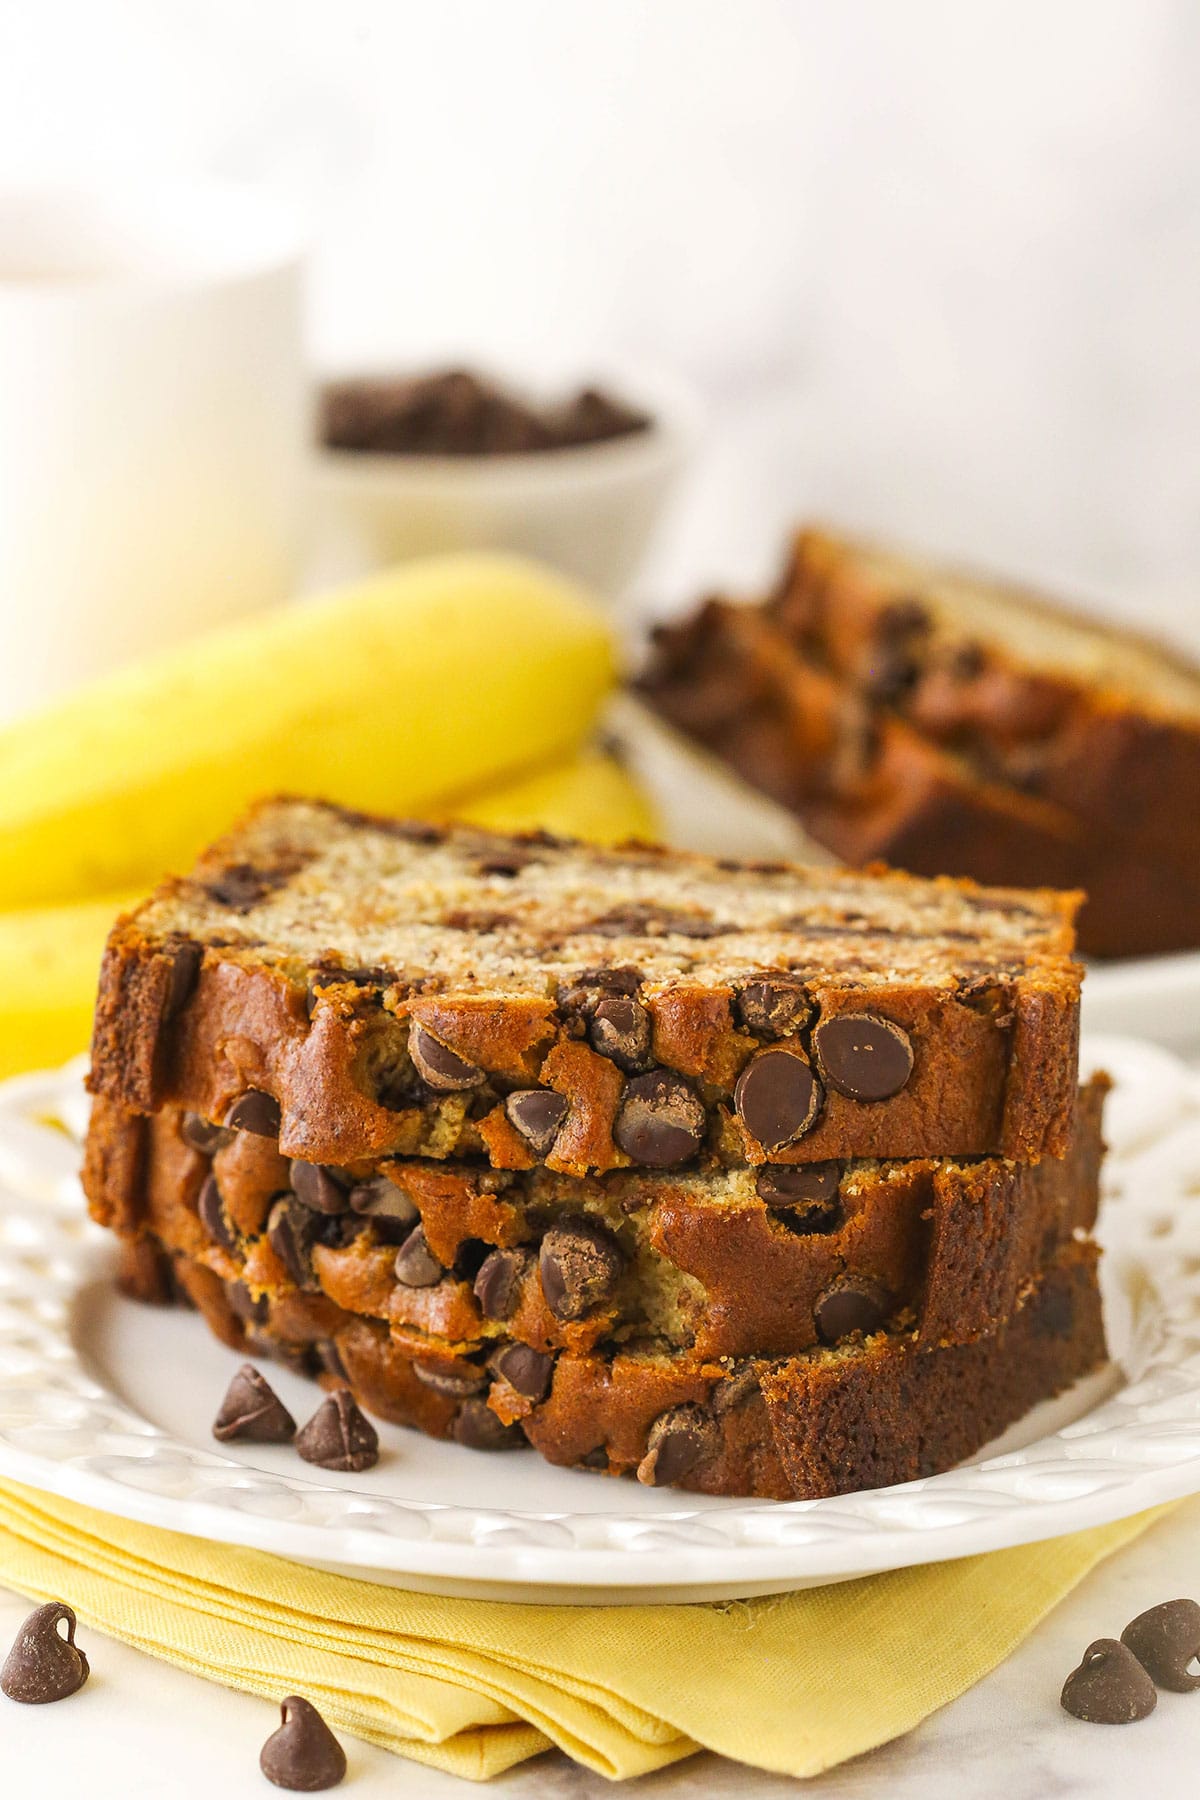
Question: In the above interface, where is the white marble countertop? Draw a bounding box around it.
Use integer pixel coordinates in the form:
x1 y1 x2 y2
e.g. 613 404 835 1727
4 1497 1199 1799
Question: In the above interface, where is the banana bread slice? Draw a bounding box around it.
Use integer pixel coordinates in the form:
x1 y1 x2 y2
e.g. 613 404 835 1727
774 526 1200 860
85 1078 1105 1364
88 797 1082 1171
117 1231 1105 1500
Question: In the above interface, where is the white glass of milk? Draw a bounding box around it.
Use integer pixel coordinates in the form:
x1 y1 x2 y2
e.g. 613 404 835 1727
0 181 307 721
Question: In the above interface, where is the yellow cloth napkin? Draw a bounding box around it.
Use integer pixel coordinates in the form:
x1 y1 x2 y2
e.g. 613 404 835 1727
0 1480 1166 1782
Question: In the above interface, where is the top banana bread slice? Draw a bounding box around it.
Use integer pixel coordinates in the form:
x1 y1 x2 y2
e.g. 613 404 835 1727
773 526 1200 858
89 796 1082 1171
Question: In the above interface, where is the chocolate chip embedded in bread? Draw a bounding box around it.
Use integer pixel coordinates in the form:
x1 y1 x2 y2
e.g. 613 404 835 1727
347 1175 418 1229
162 940 202 1020
180 1111 233 1155
452 1397 525 1450
734 976 812 1039
1060 1639 1157 1724
813 1013 913 1102
504 1088 569 1156
636 1403 719 1487
412 1358 489 1397
289 1160 352 1215
813 1277 891 1343
0 1602 90 1705
393 1224 445 1288
226 1281 269 1325
491 1342 555 1402
588 996 652 1071
408 1021 485 1091
614 1069 706 1167
198 1173 238 1254
295 1389 379 1472
473 1247 533 1321
267 1197 321 1290
212 1363 296 1443
224 1089 282 1137
757 1162 844 1234
734 1047 822 1150
539 1217 625 1321
1121 1599 1200 1692
260 1695 347 1792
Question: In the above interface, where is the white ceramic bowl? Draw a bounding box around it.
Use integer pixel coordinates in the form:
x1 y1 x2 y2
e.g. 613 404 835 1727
307 364 700 597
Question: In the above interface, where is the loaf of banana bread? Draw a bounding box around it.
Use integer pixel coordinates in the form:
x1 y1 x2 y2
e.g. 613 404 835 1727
88 797 1083 1171
115 1229 1105 1500
85 1078 1105 1365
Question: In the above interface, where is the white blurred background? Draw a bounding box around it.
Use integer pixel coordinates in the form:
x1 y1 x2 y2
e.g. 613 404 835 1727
1 0 1197 635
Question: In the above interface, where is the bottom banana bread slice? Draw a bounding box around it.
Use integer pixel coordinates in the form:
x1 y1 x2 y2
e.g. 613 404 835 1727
117 1233 1105 1500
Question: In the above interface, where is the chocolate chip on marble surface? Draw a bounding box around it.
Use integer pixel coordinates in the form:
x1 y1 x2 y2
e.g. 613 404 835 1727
224 1089 282 1137
412 1358 489 1397
490 1342 555 1402
813 1277 891 1343
347 1175 418 1229
198 1173 238 1254
636 1404 718 1487
295 1390 379 1472
734 976 812 1039
267 1197 322 1290
504 1088 569 1156
162 939 202 1020
451 1398 525 1451
289 1160 352 1215
588 996 652 1071
613 1069 706 1167
813 1013 914 1102
408 1021 485 1091
473 1247 533 1321
179 1111 233 1156
0 1602 90 1704
212 1363 296 1443
392 1224 445 1288
734 1047 822 1150
539 1217 625 1321
1061 1640 1157 1723
1121 1599 1200 1691
260 1695 347 1791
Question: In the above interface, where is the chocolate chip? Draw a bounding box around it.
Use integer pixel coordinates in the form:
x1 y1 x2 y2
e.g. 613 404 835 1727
579 1445 609 1470
224 1089 282 1137
162 940 202 1020
636 1404 718 1487
180 1111 233 1155
614 1069 706 1167
1121 1599 1200 1692
756 1162 841 1205
813 1277 891 1343
412 1358 488 1397
588 996 653 1071
226 1281 269 1325
393 1224 445 1288
260 1696 347 1791
813 1013 914 1102
198 1173 238 1254
295 1389 379 1472
347 1176 418 1229
451 1398 525 1450
267 1197 321 1290
408 1021 485 1091
205 863 272 910
491 1342 554 1402
734 1048 822 1150
315 1340 347 1381
289 1160 352 1215
473 1247 533 1321
734 976 811 1039
1061 1640 1157 1724
557 965 643 1013
212 1363 296 1443
539 1217 625 1321
504 1089 569 1156
0 1603 90 1704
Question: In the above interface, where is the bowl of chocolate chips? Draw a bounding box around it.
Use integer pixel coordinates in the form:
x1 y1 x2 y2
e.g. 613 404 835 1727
311 363 698 595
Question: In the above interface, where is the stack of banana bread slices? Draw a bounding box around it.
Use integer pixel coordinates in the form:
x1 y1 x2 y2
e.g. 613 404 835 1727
642 526 1200 959
82 797 1107 1499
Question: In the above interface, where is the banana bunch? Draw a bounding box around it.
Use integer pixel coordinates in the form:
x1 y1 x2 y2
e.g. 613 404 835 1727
0 553 656 1075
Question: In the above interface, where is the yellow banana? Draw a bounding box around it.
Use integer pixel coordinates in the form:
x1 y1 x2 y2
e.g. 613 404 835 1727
0 553 615 910
455 745 658 843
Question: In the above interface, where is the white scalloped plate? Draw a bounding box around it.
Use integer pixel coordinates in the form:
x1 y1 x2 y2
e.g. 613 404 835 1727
0 1039 1198 1604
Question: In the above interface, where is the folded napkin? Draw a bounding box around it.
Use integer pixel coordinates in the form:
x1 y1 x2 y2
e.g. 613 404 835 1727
0 1480 1165 1782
